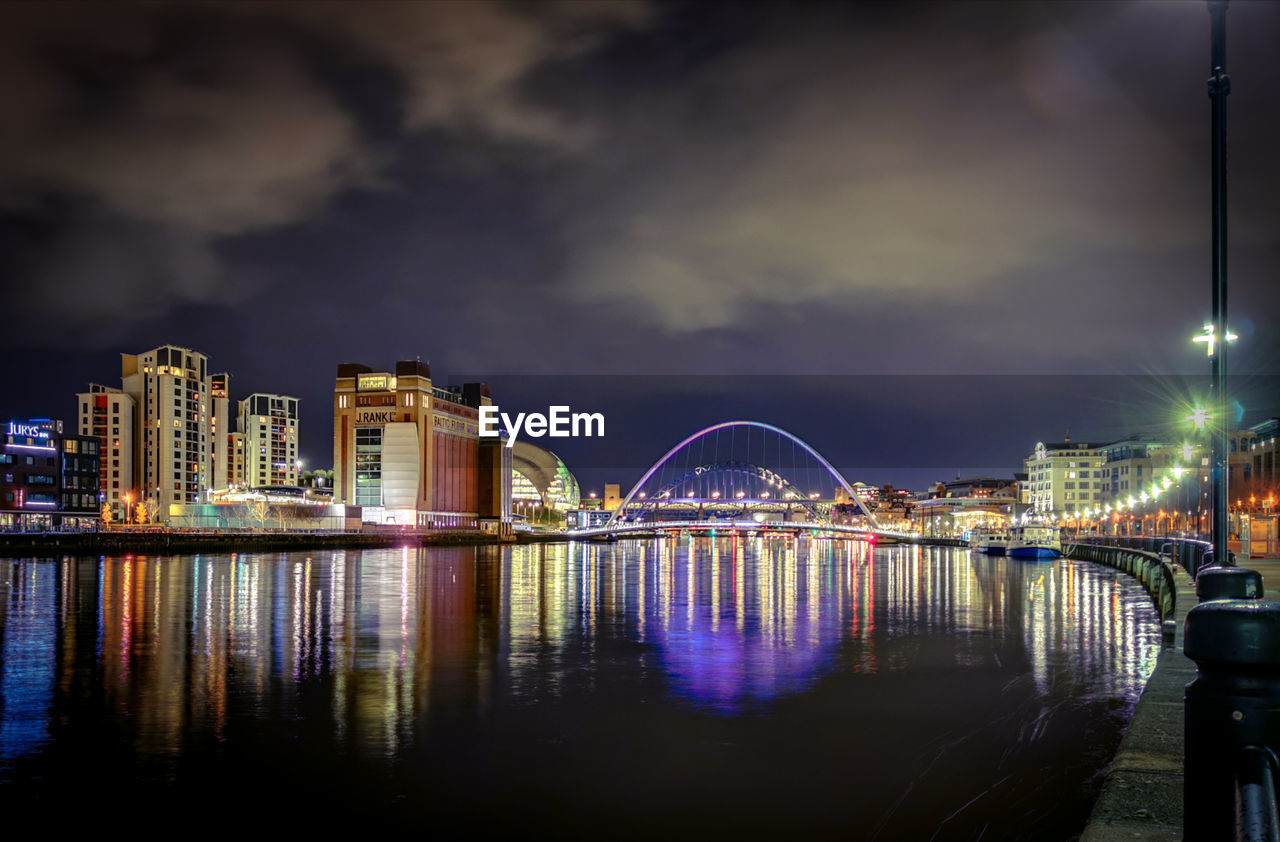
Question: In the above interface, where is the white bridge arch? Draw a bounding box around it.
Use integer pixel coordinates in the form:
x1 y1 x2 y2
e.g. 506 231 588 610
605 420 879 529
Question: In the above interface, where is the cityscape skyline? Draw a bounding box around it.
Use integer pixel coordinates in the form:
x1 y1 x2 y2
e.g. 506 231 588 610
2 4 1279 835
4 346 1280 495
1 1 1278 492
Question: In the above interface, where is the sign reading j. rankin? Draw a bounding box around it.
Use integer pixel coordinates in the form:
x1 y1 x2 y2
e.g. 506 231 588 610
354 409 395 424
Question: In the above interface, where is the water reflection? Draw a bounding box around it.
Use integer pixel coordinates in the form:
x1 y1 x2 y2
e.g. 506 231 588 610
0 540 1159 837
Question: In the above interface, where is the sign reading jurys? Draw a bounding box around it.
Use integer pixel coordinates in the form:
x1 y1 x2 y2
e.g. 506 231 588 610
7 420 50 440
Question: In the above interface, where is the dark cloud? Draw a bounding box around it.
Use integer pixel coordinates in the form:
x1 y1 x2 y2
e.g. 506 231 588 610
0 0 649 342
1 1 1277 480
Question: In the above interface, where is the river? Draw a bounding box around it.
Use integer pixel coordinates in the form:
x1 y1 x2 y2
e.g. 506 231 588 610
0 538 1159 839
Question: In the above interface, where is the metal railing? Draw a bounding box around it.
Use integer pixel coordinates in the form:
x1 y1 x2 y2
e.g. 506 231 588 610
1064 542 1178 620
1078 535 1214 576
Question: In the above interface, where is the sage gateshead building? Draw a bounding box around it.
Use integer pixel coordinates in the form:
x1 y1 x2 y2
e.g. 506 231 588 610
332 360 511 532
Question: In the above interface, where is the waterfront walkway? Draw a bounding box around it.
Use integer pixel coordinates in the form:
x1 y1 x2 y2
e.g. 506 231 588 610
1082 551 1280 841
1081 558 1196 841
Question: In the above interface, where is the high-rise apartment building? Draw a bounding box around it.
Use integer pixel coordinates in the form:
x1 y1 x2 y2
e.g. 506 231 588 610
238 393 299 487
120 345 212 516
77 384 136 520
209 373 231 491
227 431 246 488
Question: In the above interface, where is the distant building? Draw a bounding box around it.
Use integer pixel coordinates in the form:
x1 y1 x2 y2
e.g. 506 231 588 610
238 393 300 487
1024 438 1106 515
76 384 135 521
332 360 508 529
1 418 100 531
603 483 622 512
941 477 1019 499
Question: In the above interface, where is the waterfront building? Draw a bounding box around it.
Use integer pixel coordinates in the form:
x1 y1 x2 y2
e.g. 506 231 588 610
1097 435 1170 505
332 360 508 528
209 373 231 490
941 477 1020 499
478 437 513 536
238 393 300 487
76 384 135 520
80 344 301 520
1246 418 1278 490
227 431 246 488
1024 438 1105 515
910 494 1014 537
2 418 100 530
118 345 215 517
603 483 622 512
511 442 581 511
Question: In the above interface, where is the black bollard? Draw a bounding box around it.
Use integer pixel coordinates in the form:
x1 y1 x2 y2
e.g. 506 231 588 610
1184 600 1280 840
1198 566 1265 601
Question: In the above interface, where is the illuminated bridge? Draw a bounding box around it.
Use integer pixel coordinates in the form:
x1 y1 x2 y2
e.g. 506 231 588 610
568 421 911 540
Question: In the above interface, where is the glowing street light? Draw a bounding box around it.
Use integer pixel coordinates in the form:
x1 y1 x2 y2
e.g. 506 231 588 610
1187 407 1210 431
1192 322 1237 357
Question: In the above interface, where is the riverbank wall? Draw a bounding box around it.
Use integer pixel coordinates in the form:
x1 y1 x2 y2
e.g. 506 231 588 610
0 529 518 557
1073 545 1198 841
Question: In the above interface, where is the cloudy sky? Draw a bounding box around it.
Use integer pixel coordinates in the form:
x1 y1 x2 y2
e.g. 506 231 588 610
1 1 1277 486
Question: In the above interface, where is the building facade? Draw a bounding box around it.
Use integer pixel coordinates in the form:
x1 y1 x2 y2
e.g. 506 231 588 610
333 360 505 528
77 384 135 520
227 431 247 488
238 393 300 488
120 345 213 517
1246 419 1278 491
1024 439 1105 515
1 418 100 530
209 373 231 491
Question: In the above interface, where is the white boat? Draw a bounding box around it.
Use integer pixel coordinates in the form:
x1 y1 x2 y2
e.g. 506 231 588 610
968 526 1008 555
1007 525 1062 559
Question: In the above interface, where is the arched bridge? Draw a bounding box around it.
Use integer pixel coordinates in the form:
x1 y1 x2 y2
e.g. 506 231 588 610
573 421 894 538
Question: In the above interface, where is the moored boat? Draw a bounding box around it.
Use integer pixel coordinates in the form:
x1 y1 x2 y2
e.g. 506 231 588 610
1007 525 1062 559
968 526 1009 555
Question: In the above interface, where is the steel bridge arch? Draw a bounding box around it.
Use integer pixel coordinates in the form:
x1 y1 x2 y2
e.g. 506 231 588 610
629 461 823 520
605 421 879 528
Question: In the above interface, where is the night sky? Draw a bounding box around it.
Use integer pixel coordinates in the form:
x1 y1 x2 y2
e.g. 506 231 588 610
2 1 1277 491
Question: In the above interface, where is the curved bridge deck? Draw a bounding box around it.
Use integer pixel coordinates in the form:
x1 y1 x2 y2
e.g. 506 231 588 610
566 520 920 542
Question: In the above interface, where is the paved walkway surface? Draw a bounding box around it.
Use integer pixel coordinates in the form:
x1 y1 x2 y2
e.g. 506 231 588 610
1081 559 1197 841
1081 551 1280 841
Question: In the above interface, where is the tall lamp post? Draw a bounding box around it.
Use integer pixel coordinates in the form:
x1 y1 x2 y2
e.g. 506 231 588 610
1207 0 1231 564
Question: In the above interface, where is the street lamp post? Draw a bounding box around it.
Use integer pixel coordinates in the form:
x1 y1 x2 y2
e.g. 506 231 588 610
1208 0 1231 565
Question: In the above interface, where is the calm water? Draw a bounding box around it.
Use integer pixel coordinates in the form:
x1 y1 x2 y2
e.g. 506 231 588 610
0 539 1159 839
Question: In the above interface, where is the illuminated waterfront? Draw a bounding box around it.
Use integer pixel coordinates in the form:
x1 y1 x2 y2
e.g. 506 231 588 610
0 540 1159 838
